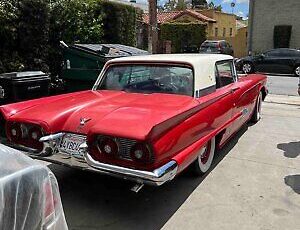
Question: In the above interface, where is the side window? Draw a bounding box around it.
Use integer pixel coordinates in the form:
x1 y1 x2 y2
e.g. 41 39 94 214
286 49 300 57
215 61 235 88
265 50 280 57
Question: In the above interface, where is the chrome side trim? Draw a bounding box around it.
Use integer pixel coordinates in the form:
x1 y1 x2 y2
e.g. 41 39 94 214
84 150 178 186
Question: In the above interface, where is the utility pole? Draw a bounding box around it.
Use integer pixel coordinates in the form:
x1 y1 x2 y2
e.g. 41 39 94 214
148 0 158 54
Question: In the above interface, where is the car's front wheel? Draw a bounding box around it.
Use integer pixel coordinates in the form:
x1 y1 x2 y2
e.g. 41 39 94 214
242 62 254 74
192 137 216 176
294 65 300 77
251 91 263 123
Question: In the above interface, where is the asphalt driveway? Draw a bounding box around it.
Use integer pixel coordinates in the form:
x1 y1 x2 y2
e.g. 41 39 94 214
45 96 300 230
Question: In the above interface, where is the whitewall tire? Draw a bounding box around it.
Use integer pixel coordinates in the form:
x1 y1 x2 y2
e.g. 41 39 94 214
251 91 263 123
294 65 300 77
192 137 216 176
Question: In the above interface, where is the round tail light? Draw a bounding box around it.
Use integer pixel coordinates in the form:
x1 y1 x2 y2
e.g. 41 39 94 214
130 143 152 163
28 126 44 151
98 137 119 155
9 123 22 142
28 126 43 141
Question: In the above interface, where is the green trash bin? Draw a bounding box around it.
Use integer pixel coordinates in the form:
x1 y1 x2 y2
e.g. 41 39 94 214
61 42 149 92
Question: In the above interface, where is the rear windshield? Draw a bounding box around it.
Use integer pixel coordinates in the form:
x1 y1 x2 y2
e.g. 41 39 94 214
201 42 219 48
200 42 220 52
97 64 194 96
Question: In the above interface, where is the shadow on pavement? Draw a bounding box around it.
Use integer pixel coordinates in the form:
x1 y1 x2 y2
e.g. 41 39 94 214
277 141 300 158
284 175 300 194
49 126 248 230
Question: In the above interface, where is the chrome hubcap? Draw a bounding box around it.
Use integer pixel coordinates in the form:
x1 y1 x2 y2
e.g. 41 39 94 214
295 66 300 76
200 142 211 164
243 63 252 73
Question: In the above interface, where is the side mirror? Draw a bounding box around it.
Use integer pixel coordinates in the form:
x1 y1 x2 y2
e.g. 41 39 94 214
259 54 265 59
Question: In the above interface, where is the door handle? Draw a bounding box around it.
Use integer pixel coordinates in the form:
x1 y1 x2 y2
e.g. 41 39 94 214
230 87 240 93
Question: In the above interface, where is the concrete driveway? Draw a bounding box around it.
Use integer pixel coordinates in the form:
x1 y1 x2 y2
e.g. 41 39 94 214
46 95 300 230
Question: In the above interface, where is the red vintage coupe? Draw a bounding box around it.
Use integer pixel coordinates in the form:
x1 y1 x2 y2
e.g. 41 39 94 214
0 54 267 188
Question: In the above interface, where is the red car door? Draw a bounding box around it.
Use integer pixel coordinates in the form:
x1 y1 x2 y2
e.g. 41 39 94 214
230 76 260 133
214 60 243 144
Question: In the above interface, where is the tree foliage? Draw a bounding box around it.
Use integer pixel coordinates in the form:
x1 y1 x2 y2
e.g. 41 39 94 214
18 0 50 72
208 1 222 11
161 22 207 53
163 0 177 11
0 0 137 74
0 0 24 72
192 0 207 9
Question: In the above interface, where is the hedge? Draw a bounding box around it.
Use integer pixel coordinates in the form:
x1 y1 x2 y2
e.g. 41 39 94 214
0 0 137 75
0 0 24 72
18 0 50 72
48 0 104 75
160 22 207 53
99 1 136 46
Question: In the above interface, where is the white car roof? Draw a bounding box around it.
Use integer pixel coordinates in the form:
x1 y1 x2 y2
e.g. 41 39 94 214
105 54 233 93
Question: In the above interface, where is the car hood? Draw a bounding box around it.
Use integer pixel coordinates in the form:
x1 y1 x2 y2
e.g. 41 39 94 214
4 90 199 140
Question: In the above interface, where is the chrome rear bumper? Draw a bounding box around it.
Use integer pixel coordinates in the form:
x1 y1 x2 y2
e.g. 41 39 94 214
6 137 178 186
30 152 177 186
85 152 178 186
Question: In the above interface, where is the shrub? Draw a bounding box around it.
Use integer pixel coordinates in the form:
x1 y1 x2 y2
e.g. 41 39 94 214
0 0 137 75
97 0 136 46
0 0 20 72
48 0 104 75
160 22 206 53
48 0 136 75
18 0 50 72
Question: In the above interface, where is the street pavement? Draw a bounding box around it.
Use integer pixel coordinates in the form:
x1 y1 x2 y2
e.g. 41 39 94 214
44 94 300 230
266 75 298 96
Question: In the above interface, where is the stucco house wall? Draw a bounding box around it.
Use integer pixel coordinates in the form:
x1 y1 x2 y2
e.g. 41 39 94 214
200 9 237 38
248 0 300 54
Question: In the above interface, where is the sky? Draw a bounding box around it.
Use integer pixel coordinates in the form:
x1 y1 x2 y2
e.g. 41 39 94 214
137 0 250 19
208 0 250 18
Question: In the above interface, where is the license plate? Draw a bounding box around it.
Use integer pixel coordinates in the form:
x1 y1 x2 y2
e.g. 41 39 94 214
59 134 86 158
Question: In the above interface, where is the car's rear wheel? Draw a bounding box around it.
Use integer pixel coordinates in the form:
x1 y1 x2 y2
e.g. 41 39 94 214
251 91 263 123
242 62 254 74
294 65 300 77
192 137 216 176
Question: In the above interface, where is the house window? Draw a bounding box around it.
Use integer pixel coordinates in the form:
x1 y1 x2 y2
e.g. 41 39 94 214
230 28 233 37
215 27 218 37
223 28 226 37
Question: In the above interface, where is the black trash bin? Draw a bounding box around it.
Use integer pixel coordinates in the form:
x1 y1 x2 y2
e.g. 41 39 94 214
0 71 51 105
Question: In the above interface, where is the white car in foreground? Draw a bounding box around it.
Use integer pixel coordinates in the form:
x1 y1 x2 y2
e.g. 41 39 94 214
0 144 68 230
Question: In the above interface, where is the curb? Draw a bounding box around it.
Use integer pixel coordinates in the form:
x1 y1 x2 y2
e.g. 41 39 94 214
264 94 300 106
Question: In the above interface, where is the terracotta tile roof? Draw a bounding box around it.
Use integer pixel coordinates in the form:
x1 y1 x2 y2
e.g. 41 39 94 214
143 11 181 24
142 10 216 25
174 9 216 23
